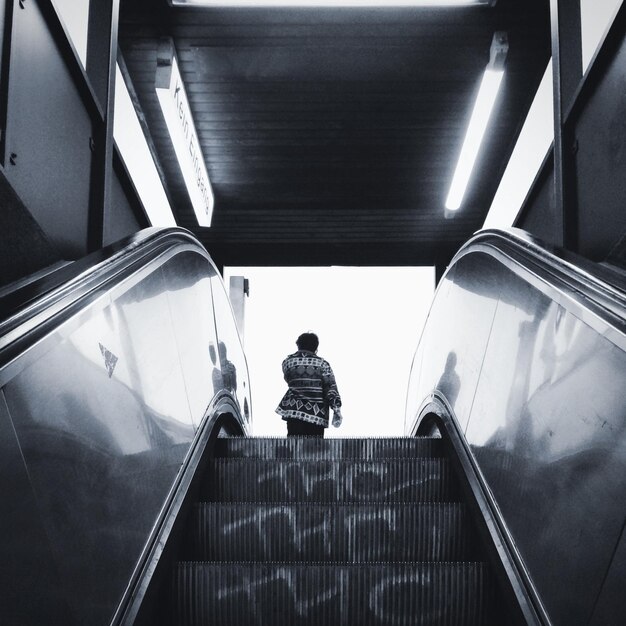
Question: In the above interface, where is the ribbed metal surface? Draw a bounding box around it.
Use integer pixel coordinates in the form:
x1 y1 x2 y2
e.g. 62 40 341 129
189 502 475 562
173 562 494 626
214 436 444 460
208 458 456 503
172 436 502 623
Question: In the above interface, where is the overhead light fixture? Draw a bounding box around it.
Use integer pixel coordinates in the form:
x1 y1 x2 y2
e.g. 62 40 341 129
445 31 508 213
155 39 214 227
171 1 494 6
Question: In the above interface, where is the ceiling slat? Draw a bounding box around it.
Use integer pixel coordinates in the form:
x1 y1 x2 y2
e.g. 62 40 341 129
119 0 550 267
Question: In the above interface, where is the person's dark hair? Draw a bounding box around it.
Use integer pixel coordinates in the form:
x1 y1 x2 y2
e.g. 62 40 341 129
296 332 319 352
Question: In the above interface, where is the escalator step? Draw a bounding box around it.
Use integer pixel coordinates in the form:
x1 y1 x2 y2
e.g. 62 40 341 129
173 562 495 626
188 502 475 562
208 458 457 503
214 436 443 460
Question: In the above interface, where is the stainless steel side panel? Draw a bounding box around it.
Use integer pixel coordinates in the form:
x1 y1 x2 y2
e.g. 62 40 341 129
0 245 248 625
0 391 74 624
406 253 502 434
406 247 626 626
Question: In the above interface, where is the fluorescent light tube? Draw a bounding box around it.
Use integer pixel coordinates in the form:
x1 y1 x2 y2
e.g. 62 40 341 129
172 1 490 6
445 68 503 212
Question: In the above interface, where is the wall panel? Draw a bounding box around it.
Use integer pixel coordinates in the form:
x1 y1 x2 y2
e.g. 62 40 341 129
575 27 626 260
4 0 93 258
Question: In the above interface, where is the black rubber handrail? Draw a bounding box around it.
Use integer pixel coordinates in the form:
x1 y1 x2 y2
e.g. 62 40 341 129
0 226 207 370
455 228 626 329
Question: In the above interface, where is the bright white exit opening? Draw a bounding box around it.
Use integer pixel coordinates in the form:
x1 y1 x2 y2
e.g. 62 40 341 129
224 266 435 437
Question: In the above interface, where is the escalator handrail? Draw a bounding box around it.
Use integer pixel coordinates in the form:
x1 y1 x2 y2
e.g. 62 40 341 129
0 226 247 626
0 227 208 372
455 227 626 330
413 228 626 625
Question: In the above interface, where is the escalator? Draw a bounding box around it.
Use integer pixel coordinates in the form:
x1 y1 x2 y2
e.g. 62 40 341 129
168 435 508 625
1 227 625 625
405 228 626 626
0 228 252 626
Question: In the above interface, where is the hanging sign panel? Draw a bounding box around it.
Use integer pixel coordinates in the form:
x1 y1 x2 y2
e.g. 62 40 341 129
156 42 214 227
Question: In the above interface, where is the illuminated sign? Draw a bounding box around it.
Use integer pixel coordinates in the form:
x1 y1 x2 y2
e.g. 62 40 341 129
156 45 214 226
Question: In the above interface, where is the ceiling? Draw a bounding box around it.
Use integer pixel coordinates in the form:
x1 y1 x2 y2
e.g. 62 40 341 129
119 0 551 268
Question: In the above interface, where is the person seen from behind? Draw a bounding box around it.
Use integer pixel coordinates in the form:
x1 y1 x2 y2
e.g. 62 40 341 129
276 332 343 437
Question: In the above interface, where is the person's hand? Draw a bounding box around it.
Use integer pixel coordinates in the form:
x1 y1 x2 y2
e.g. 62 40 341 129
332 409 342 428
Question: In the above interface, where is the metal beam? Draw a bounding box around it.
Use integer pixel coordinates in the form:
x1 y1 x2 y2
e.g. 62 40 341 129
86 0 120 252
550 0 582 250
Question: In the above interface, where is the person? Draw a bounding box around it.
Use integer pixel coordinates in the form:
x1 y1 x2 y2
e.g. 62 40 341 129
276 332 342 437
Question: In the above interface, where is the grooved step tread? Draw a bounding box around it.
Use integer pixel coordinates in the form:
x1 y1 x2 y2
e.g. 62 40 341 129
171 436 503 624
173 562 495 626
208 458 458 503
187 502 476 562
215 436 443 460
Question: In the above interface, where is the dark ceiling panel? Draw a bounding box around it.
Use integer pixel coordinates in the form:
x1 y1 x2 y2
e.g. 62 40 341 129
119 0 551 268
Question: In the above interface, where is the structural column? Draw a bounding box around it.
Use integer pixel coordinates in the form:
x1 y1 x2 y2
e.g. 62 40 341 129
550 0 582 250
86 0 120 252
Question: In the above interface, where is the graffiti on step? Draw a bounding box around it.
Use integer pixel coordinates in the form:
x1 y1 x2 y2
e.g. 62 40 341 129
242 461 445 501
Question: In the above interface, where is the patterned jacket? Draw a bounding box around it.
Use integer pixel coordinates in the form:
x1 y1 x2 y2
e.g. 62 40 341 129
275 350 342 427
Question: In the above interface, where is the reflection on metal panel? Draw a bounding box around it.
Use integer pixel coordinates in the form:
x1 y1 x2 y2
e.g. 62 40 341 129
406 254 501 433
211 272 251 422
466 266 626 624
406 238 626 626
0 237 247 626
163 252 220 430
